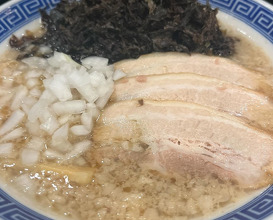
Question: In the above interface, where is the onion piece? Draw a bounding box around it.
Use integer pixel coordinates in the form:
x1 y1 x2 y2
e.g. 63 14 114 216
0 109 25 136
20 148 40 165
52 123 69 143
81 111 94 131
40 90 57 103
68 71 99 103
112 69 126 81
10 85 28 110
89 71 106 88
70 125 90 136
65 140 91 160
0 127 24 142
95 83 114 109
0 143 13 157
26 78 40 89
52 100 86 115
0 52 126 166
29 88 42 98
28 100 47 122
47 74 72 101
38 46 52 55
86 104 100 120
21 96 38 114
22 57 49 69
25 69 43 79
58 114 71 125
48 52 79 68
25 120 43 136
22 96 37 108
103 65 115 79
51 140 73 153
44 149 64 160
28 90 57 121
39 114 60 135
81 56 109 69
26 137 45 151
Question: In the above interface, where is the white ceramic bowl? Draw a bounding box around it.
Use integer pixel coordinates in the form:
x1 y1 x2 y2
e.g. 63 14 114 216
1 0 273 219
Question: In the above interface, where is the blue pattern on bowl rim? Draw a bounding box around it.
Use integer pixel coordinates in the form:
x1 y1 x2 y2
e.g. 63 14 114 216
0 0 273 219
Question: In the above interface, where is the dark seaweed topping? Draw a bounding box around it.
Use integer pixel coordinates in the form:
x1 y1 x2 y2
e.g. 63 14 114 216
9 0 235 63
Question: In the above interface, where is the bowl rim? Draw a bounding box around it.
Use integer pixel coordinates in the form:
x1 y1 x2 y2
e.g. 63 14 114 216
1 0 273 220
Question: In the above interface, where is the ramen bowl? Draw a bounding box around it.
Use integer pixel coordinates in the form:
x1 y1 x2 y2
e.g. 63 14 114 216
0 0 273 219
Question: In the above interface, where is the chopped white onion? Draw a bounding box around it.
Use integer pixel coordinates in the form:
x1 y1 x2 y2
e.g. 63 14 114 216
113 69 126 81
104 65 115 79
97 79 114 97
81 111 94 131
52 123 69 144
51 140 73 153
2 52 125 166
47 74 72 101
25 69 43 79
44 149 64 160
89 71 106 88
26 137 45 151
22 57 49 69
38 46 52 55
10 85 28 110
70 125 90 136
28 90 57 121
42 71 53 79
81 56 109 69
68 70 99 103
65 140 91 160
39 113 60 135
52 100 86 115
48 52 79 68
0 143 13 156
40 90 57 104
21 104 30 114
21 96 38 114
25 120 43 136
20 148 40 165
0 127 24 142
95 83 114 109
12 70 23 77
29 87 42 98
23 96 38 108
86 103 100 120
28 100 48 122
0 109 25 136
26 78 40 89
58 114 71 125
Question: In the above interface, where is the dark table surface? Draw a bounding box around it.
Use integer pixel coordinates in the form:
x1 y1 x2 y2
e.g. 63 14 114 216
1 0 273 5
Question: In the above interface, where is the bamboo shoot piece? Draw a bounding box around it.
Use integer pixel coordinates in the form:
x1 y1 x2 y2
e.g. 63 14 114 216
37 163 95 185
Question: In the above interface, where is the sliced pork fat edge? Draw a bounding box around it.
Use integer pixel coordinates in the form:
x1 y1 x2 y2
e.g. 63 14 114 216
114 52 273 96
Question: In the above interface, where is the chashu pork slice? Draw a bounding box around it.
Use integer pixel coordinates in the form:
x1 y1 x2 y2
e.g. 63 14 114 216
112 73 273 132
93 100 273 188
114 52 273 95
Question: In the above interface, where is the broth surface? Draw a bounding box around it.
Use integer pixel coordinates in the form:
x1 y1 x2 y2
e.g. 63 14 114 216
0 24 273 220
